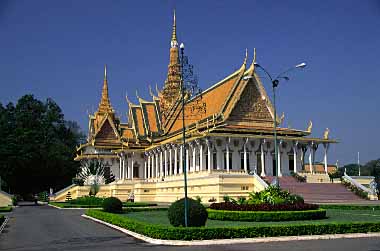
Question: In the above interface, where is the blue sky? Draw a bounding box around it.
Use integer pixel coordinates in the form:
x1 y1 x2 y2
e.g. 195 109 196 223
0 0 379 165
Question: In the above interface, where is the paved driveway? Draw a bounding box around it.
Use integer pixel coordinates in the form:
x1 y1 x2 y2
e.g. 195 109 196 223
1 205 380 251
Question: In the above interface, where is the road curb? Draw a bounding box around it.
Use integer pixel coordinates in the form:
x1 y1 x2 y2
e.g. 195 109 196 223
81 214 380 246
0 216 9 234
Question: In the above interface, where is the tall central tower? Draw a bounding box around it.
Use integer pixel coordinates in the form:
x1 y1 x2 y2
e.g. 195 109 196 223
159 10 182 122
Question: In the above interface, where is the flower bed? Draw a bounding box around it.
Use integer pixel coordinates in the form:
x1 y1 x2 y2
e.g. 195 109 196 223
85 209 380 240
209 202 318 211
207 208 326 221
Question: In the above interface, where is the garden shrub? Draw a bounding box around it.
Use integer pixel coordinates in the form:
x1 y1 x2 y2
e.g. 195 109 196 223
0 206 13 212
0 215 4 225
209 202 318 211
290 172 307 182
70 196 104 205
86 209 380 240
207 208 326 221
247 185 304 205
168 198 208 227
102 197 123 213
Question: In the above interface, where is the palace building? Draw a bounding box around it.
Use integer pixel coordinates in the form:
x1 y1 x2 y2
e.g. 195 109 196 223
54 13 337 203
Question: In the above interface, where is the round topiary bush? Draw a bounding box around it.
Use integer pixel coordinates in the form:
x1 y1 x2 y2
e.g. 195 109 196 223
168 197 208 227
102 197 123 213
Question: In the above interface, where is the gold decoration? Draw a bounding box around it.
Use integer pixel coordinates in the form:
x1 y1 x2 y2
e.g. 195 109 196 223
323 128 330 139
307 120 313 133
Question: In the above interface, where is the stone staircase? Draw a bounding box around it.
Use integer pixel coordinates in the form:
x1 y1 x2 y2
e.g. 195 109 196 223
263 176 367 204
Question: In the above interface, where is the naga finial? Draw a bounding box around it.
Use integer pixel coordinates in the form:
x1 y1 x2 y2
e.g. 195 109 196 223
307 120 313 133
280 112 285 125
323 128 330 139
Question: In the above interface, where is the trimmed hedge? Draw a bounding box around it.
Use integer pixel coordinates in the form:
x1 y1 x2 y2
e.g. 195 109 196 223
207 208 326 222
209 202 319 211
102 197 123 213
49 201 157 209
320 205 380 210
86 209 380 240
0 206 13 212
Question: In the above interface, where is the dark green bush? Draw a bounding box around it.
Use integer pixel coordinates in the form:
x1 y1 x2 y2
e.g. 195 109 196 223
102 197 123 213
70 196 104 205
86 209 380 240
0 206 13 212
207 208 326 222
0 215 4 225
168 198 208 227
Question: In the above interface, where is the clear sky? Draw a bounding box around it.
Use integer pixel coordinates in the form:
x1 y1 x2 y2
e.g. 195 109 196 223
1 0 379 165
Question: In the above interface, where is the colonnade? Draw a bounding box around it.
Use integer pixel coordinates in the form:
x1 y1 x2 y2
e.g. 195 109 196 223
138 137 331 181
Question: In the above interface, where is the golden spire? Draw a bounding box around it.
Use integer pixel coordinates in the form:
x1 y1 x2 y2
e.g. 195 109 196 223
170 9 178 48
98 64 113 114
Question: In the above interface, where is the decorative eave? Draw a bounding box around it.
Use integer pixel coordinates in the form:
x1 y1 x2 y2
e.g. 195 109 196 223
93 113 121 141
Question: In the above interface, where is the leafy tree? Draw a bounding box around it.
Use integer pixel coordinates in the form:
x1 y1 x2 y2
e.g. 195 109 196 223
0 95 84 196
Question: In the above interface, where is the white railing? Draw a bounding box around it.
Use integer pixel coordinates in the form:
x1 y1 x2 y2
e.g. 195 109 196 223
51 184 76 197
342 174 377 199
253 173 269 191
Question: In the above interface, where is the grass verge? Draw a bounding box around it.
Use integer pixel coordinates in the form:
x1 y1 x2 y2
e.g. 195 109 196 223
319 204 380 210
0 206 12 212
86 209 380 240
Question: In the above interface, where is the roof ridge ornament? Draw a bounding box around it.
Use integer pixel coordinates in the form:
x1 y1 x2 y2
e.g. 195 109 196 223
245 48 257 74
307 120 313 133
125 92 133 106
239 48 248 71
104 64 107 81
171 9 178 48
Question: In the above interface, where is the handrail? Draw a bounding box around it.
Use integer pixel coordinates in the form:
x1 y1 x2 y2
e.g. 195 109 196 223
51 184 76 197
253 173 269 190
342 174 376 196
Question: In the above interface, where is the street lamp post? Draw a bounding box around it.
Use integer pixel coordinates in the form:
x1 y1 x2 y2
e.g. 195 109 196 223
180 42 189 227
254 62 306 187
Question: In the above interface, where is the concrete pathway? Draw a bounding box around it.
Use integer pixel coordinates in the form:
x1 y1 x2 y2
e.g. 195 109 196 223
1 204 380 251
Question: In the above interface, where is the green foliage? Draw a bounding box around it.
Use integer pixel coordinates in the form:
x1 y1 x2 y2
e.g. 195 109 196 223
0 206 12 212
12 195 18 206
70 196 104 205
102 197 123 213
290 172 307 182
89 183 100 196
237 197 246 205
0 95 84 196
247 185 304 205
194 196 202 203
0 215 4 225
38 191 49 202
223 195 231 202
168 198 208 227
86 209 380 240
207 209 326 221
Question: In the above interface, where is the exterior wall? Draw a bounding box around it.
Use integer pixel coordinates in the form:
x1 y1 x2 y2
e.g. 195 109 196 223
0 191 12 207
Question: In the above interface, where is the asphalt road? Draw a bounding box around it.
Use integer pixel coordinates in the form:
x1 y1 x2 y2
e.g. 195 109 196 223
1 204 380 251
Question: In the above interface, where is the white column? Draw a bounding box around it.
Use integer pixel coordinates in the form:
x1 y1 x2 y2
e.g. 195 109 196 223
309 146 313 174
192 143 196 172
130 154 134 180
226 142 230 172
277 143 282 177
155 152 159 178
324 143 329 174
147 155 151 179
169 147 172 176
164 147 168 177
179 146 183 174
160 150 163 178
260 141 265 176
144 159 147 179
186 147 190 173
243 139 248 173
199 142 204 171
122 154 126 180
293 145 298 173
151 154 155 178
174 147 178 175
119 155 122 180
206 140 211 173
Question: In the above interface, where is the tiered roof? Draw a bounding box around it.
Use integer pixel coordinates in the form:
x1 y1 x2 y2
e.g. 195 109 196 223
75 12 336 159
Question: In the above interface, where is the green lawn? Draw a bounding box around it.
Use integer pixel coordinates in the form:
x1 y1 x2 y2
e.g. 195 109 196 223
0 206 12 212
124 209 380 227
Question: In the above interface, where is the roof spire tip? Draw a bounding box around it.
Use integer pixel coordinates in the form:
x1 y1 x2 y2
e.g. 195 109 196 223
104 64 107 81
